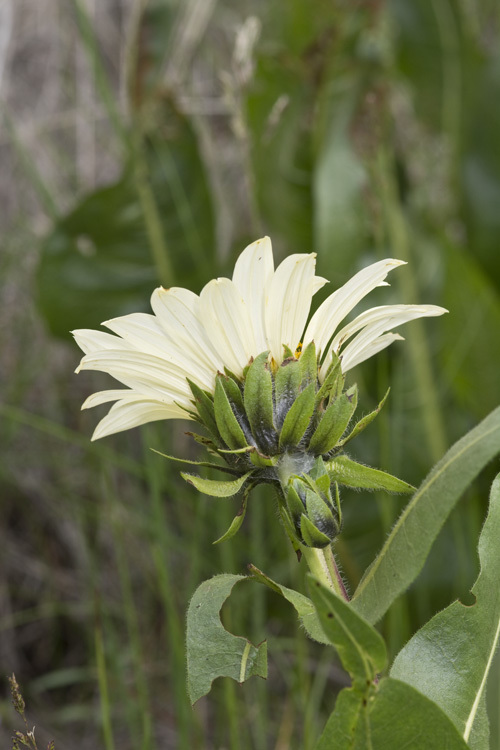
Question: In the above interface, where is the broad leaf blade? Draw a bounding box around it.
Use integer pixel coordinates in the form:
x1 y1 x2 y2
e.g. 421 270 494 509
186 574 267 704
248 565 329 645
352 406 500 624
307 575 386 684
391 474 500 748
316 679 470 750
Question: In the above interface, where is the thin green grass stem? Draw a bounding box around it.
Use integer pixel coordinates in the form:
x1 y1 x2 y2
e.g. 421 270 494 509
143 437 194 749
133 131 174 285
71 0 129 148
104 470 155 749
2 105 59 220
1 405 145 479
94 617 116 750
375 145 447 461
375 143 469 602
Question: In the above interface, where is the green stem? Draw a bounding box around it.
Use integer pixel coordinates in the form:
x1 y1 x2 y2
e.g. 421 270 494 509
301 545 349 601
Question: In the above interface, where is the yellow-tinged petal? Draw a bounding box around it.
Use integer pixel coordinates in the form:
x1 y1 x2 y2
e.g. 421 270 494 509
265 253 318 363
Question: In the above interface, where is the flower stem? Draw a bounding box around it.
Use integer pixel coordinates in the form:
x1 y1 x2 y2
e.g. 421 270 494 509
301 545 350 602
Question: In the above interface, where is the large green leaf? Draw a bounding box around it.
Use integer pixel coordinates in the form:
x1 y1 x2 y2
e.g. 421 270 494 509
248 565 329 645
36 102 215 338
351 406 500 624
391 474 500 749
310 576 468 749
307 575 386 686
315 679 469 750
186 574 267 704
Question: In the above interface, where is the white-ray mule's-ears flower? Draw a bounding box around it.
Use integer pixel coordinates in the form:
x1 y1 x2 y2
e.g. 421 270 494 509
74 237 446 547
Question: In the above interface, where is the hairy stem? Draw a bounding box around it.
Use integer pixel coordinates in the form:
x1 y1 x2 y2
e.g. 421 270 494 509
301 545 349 601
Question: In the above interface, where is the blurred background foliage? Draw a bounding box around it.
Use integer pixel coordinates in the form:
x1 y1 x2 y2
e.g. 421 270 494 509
1 0 500 747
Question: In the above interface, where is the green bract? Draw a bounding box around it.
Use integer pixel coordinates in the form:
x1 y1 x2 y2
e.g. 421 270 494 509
181 343 413 548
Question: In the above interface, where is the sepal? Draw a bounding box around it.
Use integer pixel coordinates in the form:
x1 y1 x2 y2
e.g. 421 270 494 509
326 455 415 493
308 385 358 455
279 382 316 448
214 376 250 450
338 388 390 447
181 470 254 497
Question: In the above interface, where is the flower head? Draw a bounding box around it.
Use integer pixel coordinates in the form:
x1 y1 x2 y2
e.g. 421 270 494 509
74 236 445 440
74 237 446 547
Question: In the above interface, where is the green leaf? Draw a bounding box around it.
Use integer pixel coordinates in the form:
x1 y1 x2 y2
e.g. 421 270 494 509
279 382 316 448
307 575 386 685
244 352 276 451
186 574 267 704
315 679 470 750
338 388 390 447
248 565 329 645
274 359 301 429
214 377 249 450
351 405 500 625
213 489 250 545
181 471 253 498
308 386 358 455
326 455 415 493
391 474 500 748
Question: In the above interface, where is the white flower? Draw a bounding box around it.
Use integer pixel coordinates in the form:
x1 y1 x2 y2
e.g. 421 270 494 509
73 237 447 440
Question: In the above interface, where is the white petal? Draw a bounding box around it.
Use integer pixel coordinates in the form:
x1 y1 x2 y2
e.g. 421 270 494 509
92 398 190 441
331 304 448 352
103 312 214 390
72 329 130 355
77 350 195 401
265 253 318 363
82 389 135 409
150 287 223 373
332 304 447 379
341 334 405 373
200 278 257 375
303 258 407 358
232 236 274 352
312 275 329 294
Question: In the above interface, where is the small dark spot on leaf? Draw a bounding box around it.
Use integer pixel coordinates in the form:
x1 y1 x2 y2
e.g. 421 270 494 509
327 612 334 619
